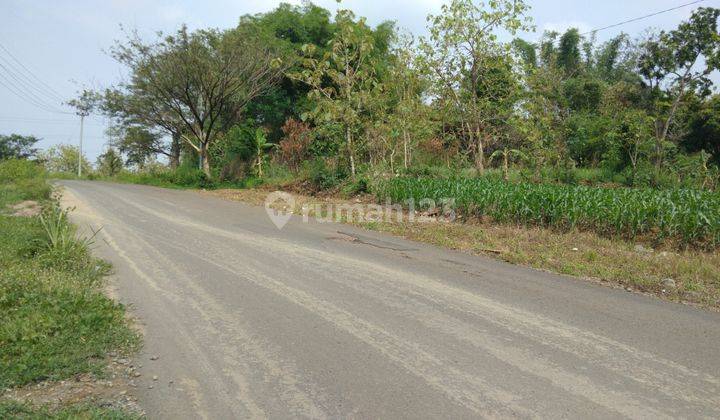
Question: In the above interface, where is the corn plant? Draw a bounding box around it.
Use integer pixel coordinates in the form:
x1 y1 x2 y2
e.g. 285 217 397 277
376 178 720 248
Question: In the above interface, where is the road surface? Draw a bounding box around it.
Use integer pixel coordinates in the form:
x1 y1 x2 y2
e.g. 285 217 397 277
60 181 720 419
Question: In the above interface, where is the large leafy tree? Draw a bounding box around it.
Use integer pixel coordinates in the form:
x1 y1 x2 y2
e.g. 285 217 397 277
109 25 286 177
0 134 40 160
638 7 720 169
386 33 431 170
292 9 383 176
235 3 336 141
683 94 720 164
101 88 183 169
106 125 169 169
418 0 532 173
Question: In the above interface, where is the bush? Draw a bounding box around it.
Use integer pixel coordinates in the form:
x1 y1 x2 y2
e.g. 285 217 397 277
0 159 45 182
307 158 347 191
170 166 216 188
340 176 370 197
0 160 50 205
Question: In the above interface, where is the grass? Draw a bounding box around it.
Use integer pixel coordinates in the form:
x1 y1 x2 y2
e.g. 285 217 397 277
0 160 139 413
376 177 720 249
0 400 138 419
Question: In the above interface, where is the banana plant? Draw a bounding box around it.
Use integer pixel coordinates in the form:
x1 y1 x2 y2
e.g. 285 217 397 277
253 128 274 177
489 148 527 181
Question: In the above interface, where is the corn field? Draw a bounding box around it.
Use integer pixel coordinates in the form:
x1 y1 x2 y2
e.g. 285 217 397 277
375 178 720 248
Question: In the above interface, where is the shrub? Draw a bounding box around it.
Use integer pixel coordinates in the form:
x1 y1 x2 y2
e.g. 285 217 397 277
278 118 312 171
0 159 45 182
307 158 347 191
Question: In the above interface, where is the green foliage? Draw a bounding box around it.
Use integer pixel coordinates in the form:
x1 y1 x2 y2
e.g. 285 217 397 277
112 166 217 189
96 148 124 176
307 158 348 191
38 144 91 175
0 134 40 160
0 401 139 419
291 8 383 176
0 160 50 205
38 201 99 258
92 2 720 194
557 28 582 76
0 159 45 182
237 2 335 140
683 94 720 164
377 177 720 248
419 0 532 171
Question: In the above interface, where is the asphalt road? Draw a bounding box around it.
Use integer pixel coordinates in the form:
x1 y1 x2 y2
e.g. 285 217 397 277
59 180 720 419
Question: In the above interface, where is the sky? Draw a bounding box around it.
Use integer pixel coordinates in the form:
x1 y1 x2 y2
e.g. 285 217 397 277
1 0 717 163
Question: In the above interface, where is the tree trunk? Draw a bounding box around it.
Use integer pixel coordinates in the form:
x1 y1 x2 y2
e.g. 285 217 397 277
199 144 211 178
169 132 181 170
403 128 409 169
655 64 692 171
475 131 485 175
503 151 509 181
346 126 356 178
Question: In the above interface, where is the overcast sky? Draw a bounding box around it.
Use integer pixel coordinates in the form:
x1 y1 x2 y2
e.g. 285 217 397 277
1 0 717 162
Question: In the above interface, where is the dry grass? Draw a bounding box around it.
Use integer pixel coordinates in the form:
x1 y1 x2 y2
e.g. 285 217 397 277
204 188 720 310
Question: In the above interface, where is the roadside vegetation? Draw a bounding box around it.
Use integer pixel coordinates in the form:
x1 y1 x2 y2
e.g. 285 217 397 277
376 177 720 248
0 159 139 416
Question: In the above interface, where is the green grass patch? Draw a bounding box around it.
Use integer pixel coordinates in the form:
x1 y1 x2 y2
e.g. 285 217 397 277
0 159 138 390
0 400 138 419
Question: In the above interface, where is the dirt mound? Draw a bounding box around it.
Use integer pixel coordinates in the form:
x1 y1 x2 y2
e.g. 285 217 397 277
7 200 41 217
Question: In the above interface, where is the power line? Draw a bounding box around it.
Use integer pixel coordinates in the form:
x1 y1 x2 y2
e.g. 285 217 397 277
0 40 67 103
0 61 70 114
581 0 709 35
0 70 71 114
0 116 105 126
0 41 73 114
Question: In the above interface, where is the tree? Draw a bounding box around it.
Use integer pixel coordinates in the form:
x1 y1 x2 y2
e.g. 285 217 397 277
0 134 40 160
557 28 582 76
235 3 336 141
638 7 720 170
67 89 100 117
251 129 274 177
96 148 124 176
683 94 720 164
608 109 654 184
110 25 286 177
418 0 532 173
101 89 183 169
278 118 312 172
489 147 526 181
107 125 169 169
387 33 429 169
292 9 382 177
38 144 91 174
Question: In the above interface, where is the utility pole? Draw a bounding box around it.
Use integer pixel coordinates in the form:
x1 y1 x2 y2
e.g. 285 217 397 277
67 89 97 178
77 111 88 177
